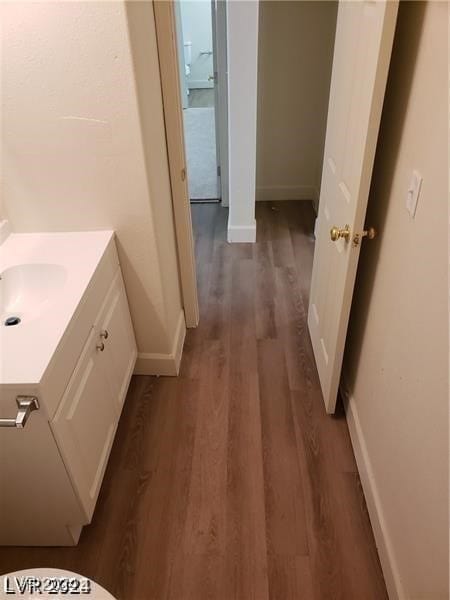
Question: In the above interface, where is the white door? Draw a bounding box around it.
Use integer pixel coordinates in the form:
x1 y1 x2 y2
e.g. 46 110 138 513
308 0 398 414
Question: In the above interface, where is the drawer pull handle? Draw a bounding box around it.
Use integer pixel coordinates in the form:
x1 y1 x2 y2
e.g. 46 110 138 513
96 342 105 352
0 396 39 428
100 329 109 340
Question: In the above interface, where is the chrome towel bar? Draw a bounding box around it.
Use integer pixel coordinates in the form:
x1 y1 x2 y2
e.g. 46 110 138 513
0 396 40 428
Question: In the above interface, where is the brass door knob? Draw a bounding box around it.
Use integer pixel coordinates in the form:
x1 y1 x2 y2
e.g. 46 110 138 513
330 224 350 242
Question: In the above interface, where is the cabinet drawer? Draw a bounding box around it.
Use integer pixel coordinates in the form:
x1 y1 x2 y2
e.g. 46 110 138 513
51 327 118 520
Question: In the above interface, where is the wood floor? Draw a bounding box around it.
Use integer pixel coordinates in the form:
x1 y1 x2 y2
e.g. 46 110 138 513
0 202 387 600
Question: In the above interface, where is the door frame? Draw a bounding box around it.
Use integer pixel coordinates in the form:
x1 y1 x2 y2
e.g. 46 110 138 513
211 0 222 199
173 1 189 110
153 1 199 328
212 0 229 207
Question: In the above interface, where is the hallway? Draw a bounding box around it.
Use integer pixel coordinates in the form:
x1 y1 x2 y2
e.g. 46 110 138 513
0 202 387 599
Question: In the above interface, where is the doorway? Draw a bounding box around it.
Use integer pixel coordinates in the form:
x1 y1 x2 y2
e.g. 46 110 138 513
157 0 395 414
174 0 222 203
153 1 403 595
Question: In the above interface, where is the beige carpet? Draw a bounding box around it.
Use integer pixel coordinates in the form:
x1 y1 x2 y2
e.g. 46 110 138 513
183 107 219 201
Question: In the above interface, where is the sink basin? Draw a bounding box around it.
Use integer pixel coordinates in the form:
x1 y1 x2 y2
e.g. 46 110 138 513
0 263 67 326
0 230 114 386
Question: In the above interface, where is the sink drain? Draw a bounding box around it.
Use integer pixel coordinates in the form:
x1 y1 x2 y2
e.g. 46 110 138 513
4 316 21 326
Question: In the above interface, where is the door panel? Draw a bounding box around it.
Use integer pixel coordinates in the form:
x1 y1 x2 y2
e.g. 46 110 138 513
97 272 137 414
308 1 398 413
51 328 117 519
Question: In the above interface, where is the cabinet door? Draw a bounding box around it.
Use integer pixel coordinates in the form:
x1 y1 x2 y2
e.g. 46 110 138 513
96 271 137 415
51 327 118 520
0 389 85 545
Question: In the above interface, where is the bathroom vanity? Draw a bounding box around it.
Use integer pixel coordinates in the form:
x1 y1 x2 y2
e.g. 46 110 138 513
0 228 137 545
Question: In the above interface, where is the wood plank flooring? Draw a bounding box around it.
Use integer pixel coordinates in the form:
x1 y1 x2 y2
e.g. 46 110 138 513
0 202 387 600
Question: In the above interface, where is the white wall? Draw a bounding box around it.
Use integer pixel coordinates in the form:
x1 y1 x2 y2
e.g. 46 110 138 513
344 2 448 598
1 1 185 375
227 0 259 243
180 0 213 89
256 0 337 206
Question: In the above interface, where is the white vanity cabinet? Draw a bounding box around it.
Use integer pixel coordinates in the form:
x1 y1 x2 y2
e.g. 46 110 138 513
51 272 136 520
0 234 137 546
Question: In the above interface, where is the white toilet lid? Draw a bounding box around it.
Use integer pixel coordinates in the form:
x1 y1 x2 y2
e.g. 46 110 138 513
0 568 117 599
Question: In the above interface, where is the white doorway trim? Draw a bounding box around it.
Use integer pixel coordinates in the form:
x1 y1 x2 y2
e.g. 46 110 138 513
153 1 199 328
212 0 229 207
173 1 189 110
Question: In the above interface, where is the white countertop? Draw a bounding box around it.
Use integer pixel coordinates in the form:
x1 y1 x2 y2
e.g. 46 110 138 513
0 230 114 386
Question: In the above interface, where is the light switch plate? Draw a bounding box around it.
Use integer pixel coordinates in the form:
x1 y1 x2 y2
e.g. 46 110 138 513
406 170 422 218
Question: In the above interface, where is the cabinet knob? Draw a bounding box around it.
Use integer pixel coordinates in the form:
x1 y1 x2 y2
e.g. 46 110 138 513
96 342 105 352
100 329 109 340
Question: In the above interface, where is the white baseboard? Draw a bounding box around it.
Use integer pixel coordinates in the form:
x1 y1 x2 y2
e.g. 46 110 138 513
187 80 214 90
341 380 405 600
134 311 186 376
256 185 319 203
227 221 256 243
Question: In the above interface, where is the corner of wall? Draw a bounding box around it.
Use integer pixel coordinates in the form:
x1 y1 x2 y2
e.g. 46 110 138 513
227 220 257 243
134 309 186 376
126 0 185 352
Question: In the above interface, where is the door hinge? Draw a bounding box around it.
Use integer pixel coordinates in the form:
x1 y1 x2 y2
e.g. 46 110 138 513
181 168 186 182
217 165 221 177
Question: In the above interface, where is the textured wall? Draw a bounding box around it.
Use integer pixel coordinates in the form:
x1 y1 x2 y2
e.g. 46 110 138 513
1 1 184 371
256 1 337 205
